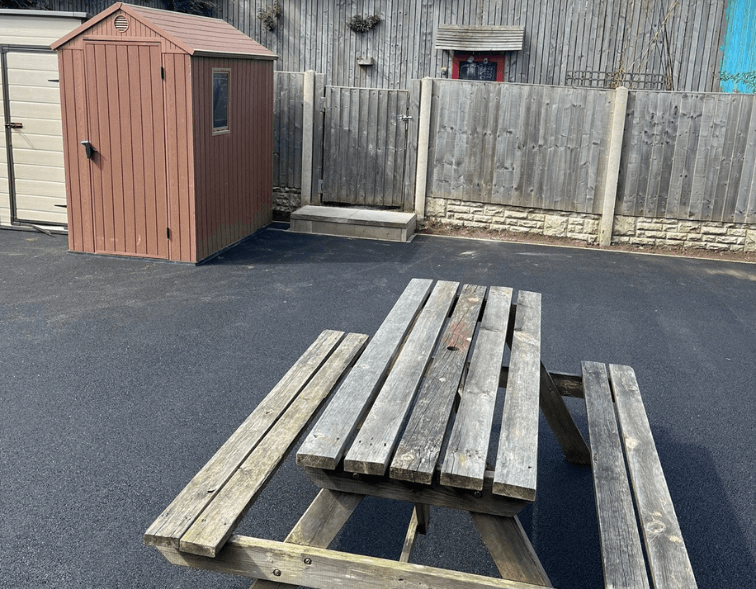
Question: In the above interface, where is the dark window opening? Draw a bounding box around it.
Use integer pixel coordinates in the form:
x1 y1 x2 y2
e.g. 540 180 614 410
212 69 230 133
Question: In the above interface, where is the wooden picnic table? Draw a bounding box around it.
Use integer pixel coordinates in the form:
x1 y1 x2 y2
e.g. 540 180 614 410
144 278 697 589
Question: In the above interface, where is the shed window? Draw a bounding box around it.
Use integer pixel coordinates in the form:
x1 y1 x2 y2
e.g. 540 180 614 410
212 69 230 134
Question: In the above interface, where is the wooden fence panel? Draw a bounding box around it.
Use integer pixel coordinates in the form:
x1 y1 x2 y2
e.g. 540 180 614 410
427 80 613 215
321 86 409 207
616 91 756 223
273 71 304 189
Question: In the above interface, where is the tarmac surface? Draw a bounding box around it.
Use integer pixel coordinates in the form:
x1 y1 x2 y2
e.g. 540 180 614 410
2 225 755 589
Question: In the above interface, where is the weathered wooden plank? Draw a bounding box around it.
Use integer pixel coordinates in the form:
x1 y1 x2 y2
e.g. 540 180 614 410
403 78 421 211
734 94 756 223
159 533 550 589
470 513 552 587
538 362 591 465
304 467 529 518
390 284 486 484
344 280 459 476
493 291 541 501
582 361 650 589
441 286 513 490
399 504 430 563
297 279 434 470
179 333 369 557
609 364 699 589
144 330 348 550
712 95 741 221
249 489 364 589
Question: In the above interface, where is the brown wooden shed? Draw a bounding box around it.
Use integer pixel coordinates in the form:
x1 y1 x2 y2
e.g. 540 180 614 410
52 3 276 263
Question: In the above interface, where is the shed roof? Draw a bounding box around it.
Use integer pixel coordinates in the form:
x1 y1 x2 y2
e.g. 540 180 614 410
51 2 276 60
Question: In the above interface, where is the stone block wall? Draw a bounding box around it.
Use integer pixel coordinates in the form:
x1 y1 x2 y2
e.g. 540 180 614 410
273 188 301 217
423 197 756 253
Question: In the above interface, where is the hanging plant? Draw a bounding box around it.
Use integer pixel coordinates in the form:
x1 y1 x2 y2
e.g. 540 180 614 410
258 1 283 31
347 14 381 33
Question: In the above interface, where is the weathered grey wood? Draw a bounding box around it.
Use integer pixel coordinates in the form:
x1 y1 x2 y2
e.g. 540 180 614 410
538 363 591 465
344 280 459 476
391 284 486 484
441 287 513 491
144 329 347 550
470 513 552 587
305 467 529 518
179 333 369 558
609 364 699 589
297 279 434 470
159 533 550 589
493 291 541 501
249 489 364 589
582 361 650 589
399 504 430 564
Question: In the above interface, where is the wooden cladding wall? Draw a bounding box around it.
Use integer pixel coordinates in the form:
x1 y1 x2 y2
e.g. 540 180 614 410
617 91 756 223
426 80 613 215
208 0 726 92
192 57 273 261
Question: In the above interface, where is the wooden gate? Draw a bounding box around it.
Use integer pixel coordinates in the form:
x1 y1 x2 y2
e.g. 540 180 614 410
321 86 411 208
84 41 169 258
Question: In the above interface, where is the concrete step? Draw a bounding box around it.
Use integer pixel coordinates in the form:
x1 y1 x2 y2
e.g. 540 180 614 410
289 206 416 242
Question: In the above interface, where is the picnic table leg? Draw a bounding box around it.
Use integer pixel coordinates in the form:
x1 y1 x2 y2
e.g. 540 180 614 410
470 512 553 587
399 503 430 563
250 489 365 589
538 362 591 465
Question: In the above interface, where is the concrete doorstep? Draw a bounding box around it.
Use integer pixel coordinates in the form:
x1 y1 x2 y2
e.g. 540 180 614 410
289 205 417 242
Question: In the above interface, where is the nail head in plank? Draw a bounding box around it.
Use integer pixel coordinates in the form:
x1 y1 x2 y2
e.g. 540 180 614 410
582 361 650 589
179 333 369 557
609 364 698 589
391 284 486 484
250 489 365 589
296 279 435 470
144 329 347 549
493 291 542 501
344 280 460 476
441 286 514 491
159 534 551 589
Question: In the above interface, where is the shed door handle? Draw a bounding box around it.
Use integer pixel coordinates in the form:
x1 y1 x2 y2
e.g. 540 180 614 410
81 140 96 159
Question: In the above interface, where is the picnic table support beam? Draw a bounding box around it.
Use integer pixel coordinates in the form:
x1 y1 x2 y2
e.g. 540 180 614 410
158 534 553 589
399 504 430 563
250 489 365 589
470 513 552 587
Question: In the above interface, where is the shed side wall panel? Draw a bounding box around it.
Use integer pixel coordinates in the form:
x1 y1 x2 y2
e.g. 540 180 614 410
192 57 273 262
163 51 195 262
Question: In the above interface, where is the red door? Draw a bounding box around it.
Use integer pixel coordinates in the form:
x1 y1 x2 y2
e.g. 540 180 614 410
84 41 169 258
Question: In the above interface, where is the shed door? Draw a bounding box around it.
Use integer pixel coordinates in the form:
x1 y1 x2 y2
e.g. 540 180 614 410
84 41 168 258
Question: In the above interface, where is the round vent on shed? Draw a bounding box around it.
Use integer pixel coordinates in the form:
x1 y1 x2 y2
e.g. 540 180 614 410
114 15 129 33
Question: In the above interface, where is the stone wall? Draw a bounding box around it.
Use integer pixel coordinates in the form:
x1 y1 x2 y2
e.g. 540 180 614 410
273 188 301 218
424 197 756 253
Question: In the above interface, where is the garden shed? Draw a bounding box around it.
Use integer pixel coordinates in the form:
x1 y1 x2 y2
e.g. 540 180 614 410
52 2 276 263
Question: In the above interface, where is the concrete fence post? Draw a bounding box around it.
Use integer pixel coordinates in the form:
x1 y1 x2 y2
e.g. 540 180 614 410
598 85 628 247
414 77 433 220
301 70 315 206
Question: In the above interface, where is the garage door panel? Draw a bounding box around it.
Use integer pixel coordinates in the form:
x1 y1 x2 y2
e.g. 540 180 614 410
9 118 64 136
6 86 61 104
10 132 64 152
6 52 60 71
8 69 62 89
15 178 66 198
9 147 64 167
8 101 62 121
11 163 65 183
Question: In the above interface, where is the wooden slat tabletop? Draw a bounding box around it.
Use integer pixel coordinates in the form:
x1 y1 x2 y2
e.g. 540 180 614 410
297 280 544 506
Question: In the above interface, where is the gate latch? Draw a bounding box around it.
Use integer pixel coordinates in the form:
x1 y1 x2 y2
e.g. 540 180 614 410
397 115 413 122
4 122 23 129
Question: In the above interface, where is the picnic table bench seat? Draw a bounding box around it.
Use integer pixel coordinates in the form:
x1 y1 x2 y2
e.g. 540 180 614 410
581 362 698 589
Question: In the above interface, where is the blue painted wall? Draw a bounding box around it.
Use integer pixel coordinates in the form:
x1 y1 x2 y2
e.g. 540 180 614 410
720 0 756 92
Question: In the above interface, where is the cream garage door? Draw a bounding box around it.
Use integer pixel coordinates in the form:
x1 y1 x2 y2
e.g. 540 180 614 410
1 49 66 227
